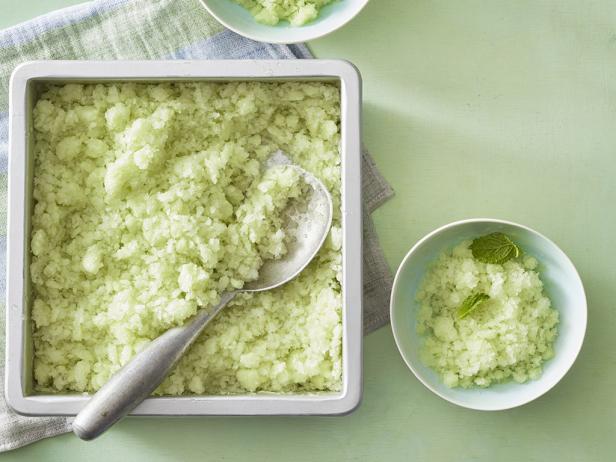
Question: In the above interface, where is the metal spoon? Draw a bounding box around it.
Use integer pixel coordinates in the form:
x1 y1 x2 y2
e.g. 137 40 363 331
72 152 333 440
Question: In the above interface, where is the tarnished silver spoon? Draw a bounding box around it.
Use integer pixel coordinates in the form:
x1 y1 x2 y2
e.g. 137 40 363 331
72 151 333 440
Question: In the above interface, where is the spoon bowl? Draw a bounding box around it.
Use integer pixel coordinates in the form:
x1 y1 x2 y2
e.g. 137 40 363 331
245 159 332 291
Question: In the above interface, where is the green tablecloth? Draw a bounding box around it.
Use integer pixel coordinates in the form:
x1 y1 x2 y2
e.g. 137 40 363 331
1 0 615 460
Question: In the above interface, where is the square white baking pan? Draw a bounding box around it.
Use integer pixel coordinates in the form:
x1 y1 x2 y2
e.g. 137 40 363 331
5 59 362 416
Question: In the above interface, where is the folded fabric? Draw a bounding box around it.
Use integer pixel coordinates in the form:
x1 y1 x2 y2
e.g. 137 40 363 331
0 0 394 452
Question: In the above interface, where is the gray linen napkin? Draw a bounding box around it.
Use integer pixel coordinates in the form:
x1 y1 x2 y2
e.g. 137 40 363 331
0 0 394 451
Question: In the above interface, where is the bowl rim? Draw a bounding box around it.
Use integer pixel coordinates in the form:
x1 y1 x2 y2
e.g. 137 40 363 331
389 217 588 411
199 0 370 44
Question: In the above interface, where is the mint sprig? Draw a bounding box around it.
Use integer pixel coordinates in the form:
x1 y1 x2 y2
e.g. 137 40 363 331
457 292 490 319
469 232 520 264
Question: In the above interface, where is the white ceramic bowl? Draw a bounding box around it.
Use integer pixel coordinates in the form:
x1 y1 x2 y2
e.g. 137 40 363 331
200 0 370 44
6 59 363 416
390 218 587 411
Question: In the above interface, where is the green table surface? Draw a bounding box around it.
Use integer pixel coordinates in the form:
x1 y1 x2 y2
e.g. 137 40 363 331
2 1 615 460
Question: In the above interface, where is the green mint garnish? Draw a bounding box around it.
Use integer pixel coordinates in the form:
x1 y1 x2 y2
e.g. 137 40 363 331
469 232 520 264
457 292 490 319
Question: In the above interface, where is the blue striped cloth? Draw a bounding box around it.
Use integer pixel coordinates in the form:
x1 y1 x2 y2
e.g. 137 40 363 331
0 0 393 451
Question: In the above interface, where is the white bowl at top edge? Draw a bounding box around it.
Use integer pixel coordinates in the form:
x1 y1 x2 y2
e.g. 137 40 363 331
199 0 370 44
390 218 587 411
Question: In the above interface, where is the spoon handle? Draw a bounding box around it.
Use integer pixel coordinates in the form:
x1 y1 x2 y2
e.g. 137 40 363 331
72 292 236 440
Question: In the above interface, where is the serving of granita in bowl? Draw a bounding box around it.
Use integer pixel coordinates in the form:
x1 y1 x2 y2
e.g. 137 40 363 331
199 0 370 44
390 219 587 411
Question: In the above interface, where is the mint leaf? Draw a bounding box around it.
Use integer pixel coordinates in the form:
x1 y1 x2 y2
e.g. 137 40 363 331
469 232 520 264
457 292 490 319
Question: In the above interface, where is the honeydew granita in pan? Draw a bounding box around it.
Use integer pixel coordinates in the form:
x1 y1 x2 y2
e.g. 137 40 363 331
416 233 559 388
30 81 343 394
232 0 334 26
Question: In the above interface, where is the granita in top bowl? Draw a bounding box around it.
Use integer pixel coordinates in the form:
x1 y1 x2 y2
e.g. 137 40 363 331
231 0 336 26
390 219 587 411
